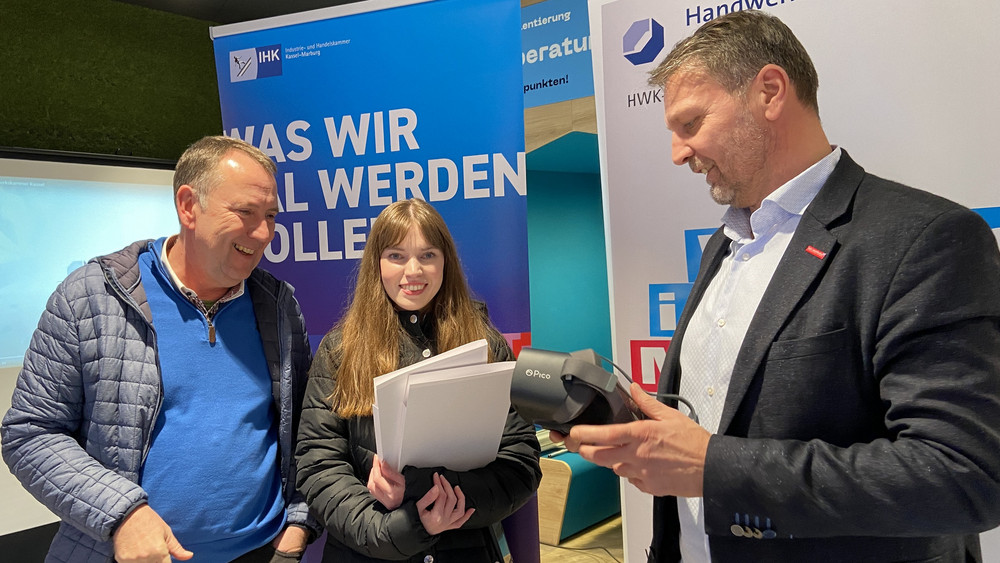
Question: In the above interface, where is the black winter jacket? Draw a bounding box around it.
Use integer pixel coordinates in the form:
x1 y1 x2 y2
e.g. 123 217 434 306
295 310 541 563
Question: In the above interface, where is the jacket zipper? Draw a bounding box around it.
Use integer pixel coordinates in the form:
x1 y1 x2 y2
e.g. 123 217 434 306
103 265 163 466
276 282 291 494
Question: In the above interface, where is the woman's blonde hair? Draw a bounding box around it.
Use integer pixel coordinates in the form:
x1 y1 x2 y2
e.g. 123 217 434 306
329 198 495 417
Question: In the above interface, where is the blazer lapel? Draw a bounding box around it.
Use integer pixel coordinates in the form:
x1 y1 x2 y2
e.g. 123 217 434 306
661 227 729 395
717 151 866 433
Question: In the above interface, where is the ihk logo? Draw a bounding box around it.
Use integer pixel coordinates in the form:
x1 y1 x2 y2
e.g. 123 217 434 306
623 18 664 65
229 45 282 83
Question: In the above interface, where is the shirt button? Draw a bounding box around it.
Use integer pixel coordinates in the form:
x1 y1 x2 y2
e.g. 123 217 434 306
422 349 431 358
410 314 418 324
717 318 726 328
706 386 715 397
742 253 750 261
424 556 434 563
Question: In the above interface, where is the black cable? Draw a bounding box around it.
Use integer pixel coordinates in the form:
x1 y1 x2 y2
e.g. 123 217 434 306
596 353 700 425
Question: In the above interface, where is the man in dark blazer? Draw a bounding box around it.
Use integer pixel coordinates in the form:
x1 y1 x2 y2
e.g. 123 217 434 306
558 10 1000 563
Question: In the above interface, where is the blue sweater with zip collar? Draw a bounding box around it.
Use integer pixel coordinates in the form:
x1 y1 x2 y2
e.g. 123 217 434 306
137 237 285 561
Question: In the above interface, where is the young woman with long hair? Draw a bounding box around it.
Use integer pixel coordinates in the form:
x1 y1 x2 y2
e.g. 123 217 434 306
295 198 541 563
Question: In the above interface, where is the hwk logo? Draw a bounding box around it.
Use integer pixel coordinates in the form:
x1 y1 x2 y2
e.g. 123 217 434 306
623 18 664 66
229 45 282 83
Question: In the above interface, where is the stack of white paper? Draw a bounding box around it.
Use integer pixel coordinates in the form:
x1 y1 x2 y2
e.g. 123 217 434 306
373 339 515 472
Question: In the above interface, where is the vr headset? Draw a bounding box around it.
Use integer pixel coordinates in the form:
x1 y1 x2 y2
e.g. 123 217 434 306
509 347 644 434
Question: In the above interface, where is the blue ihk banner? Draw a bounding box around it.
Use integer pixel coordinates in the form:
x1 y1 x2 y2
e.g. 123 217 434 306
211 0 529 348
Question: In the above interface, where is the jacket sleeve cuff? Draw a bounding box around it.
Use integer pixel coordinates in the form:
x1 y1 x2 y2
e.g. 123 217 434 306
386 502 435 555
105 494 150 542
285 499 323 540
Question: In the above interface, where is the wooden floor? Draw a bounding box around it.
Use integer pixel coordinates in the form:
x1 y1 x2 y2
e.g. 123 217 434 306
538 515 624 563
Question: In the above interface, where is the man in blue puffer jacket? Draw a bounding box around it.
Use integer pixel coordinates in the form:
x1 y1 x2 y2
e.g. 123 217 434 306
1 136 320 562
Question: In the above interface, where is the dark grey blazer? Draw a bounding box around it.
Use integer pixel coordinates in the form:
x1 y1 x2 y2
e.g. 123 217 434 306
650 151 1000 562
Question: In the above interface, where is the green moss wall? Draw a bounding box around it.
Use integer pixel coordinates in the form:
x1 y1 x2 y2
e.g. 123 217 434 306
0 0 222 160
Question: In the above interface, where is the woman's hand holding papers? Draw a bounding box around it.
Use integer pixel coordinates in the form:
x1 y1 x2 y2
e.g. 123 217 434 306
368 454 406 510
417 473 475 535
369 456 475 535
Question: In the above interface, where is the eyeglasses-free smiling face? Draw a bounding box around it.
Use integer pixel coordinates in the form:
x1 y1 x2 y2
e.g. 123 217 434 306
185 150 278 299
664 70 772 211
380 223 445 312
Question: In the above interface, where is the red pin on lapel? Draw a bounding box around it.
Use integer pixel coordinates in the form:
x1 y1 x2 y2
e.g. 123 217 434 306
805 245 827 260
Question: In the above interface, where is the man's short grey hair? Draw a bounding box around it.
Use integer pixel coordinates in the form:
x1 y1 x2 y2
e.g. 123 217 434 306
648 10 819 113
173 135 277 207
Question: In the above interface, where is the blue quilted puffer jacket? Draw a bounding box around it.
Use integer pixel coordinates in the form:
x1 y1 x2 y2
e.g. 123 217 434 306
1 240 319 562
